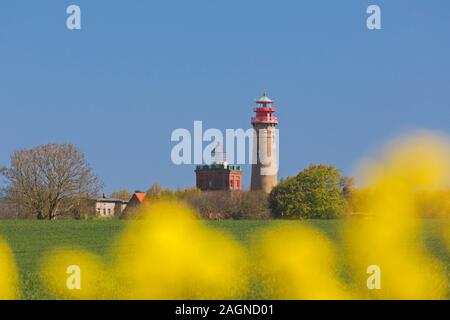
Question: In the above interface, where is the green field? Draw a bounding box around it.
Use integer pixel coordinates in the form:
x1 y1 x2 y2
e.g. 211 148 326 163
0 219 448 300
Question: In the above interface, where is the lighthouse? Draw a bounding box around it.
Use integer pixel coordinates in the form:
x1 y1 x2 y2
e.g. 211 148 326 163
251 93 279 193
195 144 243 191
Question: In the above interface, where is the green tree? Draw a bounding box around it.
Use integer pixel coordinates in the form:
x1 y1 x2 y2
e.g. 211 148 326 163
340 176 355 197
269 164 348 219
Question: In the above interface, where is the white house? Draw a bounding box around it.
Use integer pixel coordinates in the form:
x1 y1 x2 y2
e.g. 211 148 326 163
95 195 128 218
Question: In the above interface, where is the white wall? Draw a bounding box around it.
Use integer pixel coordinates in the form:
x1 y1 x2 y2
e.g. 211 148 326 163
96 202 116 217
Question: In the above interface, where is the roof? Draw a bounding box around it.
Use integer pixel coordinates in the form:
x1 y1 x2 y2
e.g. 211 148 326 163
256 93 273 104
196 164 243 171
96 197 128 204
134 192 146 203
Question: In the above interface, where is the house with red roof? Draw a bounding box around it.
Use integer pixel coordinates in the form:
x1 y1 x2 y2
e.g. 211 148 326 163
122 191 146 216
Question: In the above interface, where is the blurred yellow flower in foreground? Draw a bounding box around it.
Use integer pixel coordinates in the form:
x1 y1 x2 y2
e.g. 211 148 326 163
113 201 248 299
0 237 18 300
254 225 352 300
346 132 450 299
40 248 110 300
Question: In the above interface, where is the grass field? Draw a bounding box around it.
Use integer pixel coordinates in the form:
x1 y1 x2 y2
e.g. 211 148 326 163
0 219 448 300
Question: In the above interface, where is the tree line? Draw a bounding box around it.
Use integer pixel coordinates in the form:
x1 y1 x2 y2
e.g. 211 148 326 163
1 143 448 220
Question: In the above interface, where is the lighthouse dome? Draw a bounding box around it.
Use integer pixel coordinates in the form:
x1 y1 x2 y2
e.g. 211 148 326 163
212 143 224 155
211 143 226 164
256 93 273 104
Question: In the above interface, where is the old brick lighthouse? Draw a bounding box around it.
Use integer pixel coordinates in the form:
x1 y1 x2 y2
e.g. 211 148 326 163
251 93 279 193
195 144 243 191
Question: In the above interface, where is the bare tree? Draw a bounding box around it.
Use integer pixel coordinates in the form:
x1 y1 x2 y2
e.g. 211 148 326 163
0 143 102 220
0 191 19 219
110 189 132 201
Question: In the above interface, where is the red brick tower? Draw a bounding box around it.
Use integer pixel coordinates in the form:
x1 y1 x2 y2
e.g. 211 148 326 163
195 144 243 191
251 93 279 193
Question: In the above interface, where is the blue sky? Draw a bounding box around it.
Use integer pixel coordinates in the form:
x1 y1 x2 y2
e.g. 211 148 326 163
1 0 449 193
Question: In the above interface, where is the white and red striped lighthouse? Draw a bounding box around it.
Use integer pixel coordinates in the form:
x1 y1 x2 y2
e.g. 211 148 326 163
251 93 279 193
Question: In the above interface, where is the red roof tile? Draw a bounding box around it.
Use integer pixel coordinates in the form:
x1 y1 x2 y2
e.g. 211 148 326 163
135 192 146 203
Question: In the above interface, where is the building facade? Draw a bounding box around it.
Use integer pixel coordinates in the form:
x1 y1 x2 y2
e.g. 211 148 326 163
196 164 243 191
95 195 128 218
195 144 243 191
250 93 279 193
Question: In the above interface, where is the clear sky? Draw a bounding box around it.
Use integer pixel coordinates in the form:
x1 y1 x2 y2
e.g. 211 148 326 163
1 0 449 193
